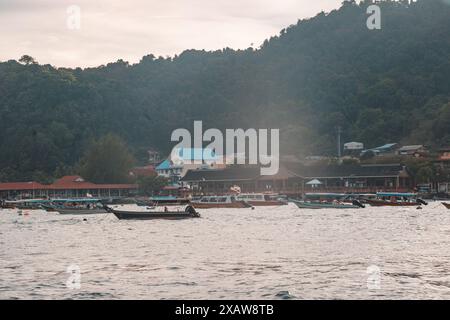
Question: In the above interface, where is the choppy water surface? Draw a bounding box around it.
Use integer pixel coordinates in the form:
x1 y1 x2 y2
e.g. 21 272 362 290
2 202 450 299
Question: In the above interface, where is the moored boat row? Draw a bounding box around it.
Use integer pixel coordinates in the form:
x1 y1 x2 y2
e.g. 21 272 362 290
1 191 444 221
363 192 427 207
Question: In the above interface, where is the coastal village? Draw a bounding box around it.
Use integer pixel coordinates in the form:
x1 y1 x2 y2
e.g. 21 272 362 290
1 142 450 200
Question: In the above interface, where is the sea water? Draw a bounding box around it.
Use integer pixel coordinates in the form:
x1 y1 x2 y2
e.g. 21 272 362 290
1 202 450 299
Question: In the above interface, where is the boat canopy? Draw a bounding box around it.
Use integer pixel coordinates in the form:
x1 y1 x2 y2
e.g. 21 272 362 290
5 199 52 204
150 196 178 201
306 179 323 185
51 198 102 203
305 193 346 198
376 192 417 198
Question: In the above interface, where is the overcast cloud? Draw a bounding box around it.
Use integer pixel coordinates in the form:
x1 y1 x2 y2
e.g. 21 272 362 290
0 0 342 68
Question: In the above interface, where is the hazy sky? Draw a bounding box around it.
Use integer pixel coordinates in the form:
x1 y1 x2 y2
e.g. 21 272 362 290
0 0 342 68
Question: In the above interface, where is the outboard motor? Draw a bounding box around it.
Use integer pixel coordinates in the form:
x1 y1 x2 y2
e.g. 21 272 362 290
103 204 113 213
352 200 365 208
185 205 200 217
417 199 428 206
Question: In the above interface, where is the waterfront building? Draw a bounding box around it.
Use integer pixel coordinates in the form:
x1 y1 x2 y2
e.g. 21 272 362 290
0 175 137 199
397 145 428 157
181 163 413 195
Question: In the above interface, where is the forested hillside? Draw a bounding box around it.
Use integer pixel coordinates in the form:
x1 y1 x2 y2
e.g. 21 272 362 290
1 0 450 181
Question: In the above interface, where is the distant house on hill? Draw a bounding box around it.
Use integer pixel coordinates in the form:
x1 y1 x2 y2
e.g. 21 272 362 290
397 145 428 157
155 159 183 184
156 148 224 185
344 142 364 156
344 142 364 150
436 147 450 169
147 149 161 166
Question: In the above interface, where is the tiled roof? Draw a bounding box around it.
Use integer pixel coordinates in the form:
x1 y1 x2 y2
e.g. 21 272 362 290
0 175 137 191
0 181 46 191
130 165 156 177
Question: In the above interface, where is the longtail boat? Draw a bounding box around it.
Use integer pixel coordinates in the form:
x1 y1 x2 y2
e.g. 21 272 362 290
136 196 191 207
1 199 51 210
105 205 200 220
42 198 108 214
443 203 450 209
236 193 288 206
191 195 252 209
364 193 427 207
290 198 365 209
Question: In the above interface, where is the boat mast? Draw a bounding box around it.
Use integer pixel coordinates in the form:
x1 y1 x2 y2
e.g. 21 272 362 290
337 126 342 159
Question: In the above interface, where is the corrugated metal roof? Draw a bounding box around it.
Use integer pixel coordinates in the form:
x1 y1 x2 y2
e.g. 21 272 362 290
181 163 407 182
156 159 171 170
398 145 424 151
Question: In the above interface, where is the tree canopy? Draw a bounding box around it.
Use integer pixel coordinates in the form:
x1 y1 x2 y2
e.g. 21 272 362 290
0 0 449 181
78 134 135 184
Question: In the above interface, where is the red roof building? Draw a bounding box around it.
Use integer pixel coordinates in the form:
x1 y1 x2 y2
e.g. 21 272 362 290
0 176 137 199
129 165 156 178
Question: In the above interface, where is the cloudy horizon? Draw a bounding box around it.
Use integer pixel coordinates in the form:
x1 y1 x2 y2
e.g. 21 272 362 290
0 0 342 68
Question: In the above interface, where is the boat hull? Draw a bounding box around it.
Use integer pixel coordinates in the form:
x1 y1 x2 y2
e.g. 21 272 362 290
57 208 108 215
42 205 107 214
443 203 450 209
105 205 200 220
365 199 419 207
191 201 251 209
246 201 288 207
111 211 199 220
291 200 360 209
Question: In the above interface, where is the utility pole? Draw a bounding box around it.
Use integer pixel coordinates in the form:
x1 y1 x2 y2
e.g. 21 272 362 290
337 126 342 159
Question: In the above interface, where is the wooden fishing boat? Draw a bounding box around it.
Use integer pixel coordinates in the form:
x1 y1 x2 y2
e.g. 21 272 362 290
290 199 364 209
442 203 450 209
136 196 191 207
43 198 108 214
43 206 107 215
191 195 252 209
105 205 200 220
236 193 288 206
364 193 427 207
1 199 51 210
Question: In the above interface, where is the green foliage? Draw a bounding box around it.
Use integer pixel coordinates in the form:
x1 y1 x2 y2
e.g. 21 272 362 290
137 175 169 196
18 55 37 65
1 0 450 180
78 134 135 183
404 158 436 184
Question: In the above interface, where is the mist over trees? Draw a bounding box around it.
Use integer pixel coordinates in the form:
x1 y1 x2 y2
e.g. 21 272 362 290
0 0 450 181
